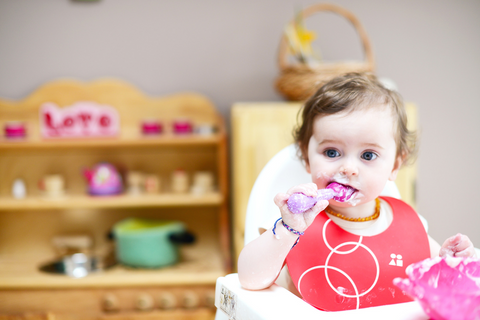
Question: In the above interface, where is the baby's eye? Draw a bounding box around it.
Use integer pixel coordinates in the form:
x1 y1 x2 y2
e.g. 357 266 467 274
361 151 377 161
324 149 340 158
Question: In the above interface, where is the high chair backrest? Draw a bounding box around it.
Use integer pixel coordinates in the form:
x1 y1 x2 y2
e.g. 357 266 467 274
244 144 402 246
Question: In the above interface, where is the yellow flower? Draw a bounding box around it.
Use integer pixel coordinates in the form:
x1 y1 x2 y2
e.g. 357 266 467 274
284 11 317 64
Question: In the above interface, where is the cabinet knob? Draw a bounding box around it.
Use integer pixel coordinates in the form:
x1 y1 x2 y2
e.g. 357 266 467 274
103 293 119 312
136 293 154 311
158 292 177 310
182 290 199 309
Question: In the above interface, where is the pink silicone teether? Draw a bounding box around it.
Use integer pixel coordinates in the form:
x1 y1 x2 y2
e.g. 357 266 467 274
287 189 336 214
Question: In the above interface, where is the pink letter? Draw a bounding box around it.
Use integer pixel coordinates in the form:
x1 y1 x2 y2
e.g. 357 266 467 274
63 117 74 127
44 112 57 129
99 115 111 127
78 113 92 127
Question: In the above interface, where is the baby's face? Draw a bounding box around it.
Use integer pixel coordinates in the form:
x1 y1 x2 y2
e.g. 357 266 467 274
306 106 400 208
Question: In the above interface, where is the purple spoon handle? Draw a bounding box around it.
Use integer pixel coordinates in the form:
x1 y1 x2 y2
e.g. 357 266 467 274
287 189 336 214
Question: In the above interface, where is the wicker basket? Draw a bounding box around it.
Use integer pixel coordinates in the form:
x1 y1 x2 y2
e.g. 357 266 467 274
275 3 375 101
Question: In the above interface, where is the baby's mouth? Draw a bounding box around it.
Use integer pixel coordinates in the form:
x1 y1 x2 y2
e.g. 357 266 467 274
326 182 358 202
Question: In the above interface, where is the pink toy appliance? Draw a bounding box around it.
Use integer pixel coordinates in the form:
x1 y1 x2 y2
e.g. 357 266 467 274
83 163 123 196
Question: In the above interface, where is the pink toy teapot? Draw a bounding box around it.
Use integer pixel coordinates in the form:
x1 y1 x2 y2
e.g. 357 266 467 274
83 163 123 196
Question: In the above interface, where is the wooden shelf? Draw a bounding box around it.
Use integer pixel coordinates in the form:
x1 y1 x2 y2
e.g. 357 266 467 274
0 133 223 151
0 192 223 211
0 240 225 289
0 80 230 319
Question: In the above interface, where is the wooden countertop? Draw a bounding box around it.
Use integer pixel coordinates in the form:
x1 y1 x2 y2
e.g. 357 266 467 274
0 240 226 289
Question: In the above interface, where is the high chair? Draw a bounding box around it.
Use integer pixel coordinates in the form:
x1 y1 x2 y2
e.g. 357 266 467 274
215 144 429 319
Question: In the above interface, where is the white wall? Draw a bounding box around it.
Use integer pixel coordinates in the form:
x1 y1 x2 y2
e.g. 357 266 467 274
1 0 479 247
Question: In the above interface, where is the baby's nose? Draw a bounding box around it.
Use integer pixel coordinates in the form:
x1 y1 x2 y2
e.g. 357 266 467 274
339 165 358 176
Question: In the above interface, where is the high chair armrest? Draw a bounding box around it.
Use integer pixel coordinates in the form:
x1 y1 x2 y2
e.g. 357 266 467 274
215 273 429 320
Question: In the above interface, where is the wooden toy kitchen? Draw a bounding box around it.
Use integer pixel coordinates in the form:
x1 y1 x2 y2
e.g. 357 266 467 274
0 79 230 320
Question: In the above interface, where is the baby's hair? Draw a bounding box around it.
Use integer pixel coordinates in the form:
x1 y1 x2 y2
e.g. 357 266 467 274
294 72 417 166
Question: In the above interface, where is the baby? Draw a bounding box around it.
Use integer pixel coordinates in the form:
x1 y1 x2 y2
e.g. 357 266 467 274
238 73 476 311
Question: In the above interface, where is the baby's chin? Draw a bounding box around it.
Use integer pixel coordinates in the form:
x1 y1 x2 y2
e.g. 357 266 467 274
329 199 357 208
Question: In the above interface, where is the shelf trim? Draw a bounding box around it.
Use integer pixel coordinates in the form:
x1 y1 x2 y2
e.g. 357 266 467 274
0 134 223 150
0 192 224 211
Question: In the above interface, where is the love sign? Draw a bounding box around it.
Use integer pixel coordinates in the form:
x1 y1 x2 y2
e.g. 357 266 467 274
40 102 120 138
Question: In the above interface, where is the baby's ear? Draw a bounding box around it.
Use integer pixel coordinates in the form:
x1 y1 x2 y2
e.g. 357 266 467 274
388 156 403 181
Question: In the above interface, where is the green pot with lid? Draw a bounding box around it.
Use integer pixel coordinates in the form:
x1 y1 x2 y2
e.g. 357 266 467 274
113 218 195 268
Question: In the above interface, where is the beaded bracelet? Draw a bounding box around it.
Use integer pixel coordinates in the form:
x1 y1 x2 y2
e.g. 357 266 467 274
282 220 304 236
272 218 304 248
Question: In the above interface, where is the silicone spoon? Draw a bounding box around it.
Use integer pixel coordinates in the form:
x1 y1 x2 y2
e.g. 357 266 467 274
287 189 336 214
286 182 357 213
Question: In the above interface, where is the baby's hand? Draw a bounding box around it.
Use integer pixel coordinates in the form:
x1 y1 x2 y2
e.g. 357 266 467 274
439 233 477 258
273 183 329 233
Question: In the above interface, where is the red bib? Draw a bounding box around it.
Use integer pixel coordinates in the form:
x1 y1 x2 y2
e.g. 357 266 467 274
286 196 430 311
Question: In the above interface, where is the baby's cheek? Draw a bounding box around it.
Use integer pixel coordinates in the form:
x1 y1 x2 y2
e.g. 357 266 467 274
371 178 389 195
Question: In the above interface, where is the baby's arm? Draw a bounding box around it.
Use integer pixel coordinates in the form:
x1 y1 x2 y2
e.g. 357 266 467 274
238 183 328 290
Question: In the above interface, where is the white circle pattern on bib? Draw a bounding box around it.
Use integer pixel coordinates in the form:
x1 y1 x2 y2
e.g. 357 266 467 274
297 219 380 310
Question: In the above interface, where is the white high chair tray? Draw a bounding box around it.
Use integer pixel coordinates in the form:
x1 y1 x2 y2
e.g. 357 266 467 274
215 273 429 320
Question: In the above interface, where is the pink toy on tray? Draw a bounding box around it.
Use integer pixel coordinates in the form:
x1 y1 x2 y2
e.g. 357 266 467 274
394 256 480 320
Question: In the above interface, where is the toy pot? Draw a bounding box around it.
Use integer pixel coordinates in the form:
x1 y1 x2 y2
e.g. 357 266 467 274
112 218 195 268
173 119 193 134
4 122 26 139
39 174 65 197
141 120 162 135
